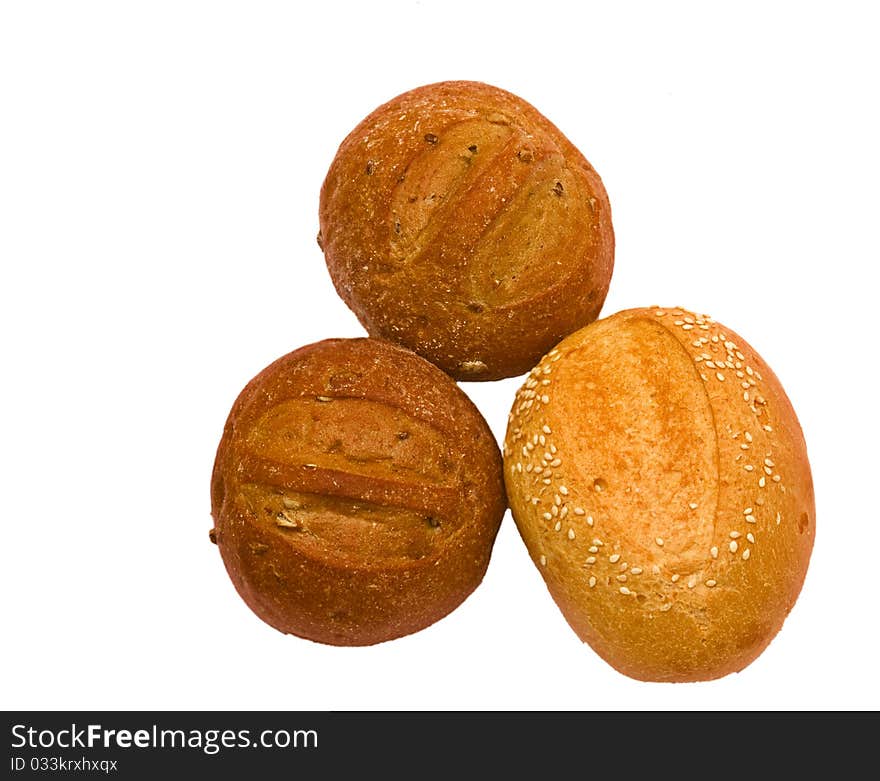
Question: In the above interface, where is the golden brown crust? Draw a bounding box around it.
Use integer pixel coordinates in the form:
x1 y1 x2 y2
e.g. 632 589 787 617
319 80 614 381
503 307 815 681
211 338 505 645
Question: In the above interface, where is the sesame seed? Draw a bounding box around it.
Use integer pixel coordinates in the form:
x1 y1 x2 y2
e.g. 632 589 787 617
554 521 561 532
568 528 575 540
586 556 596 565
682 323 694 330
706 579 717 588
687 577 697 589
588 546 598 553
674 320 684 326
559 485 569 496
743 507 753 514
542 425 552 434
655 310 666 316
689 502 698 509
776 512 781 525
716 372 726 382
763 425 773 432
744 464 754 472
609 553 621 563
617 574 628 582
671 574 680 583
541 395 550 404
742 549 751 561
764 466 773 475
729 540 738 553
730 531 741 539
542 478 551 485
758 477 766 488
747 533 755 543
539 435 546 446
741 443 750 450
554 494 562 506
700 373 709 382
574 507 585 515
660 603 672 611
630 567 643 575
589 576 597 587
539 555 547 566
619 562 628 572
550 458 562 467
745 432 753 443
587 516 594 527
620 587 632 595
685 316 695 324
705 361 716 369
711 546 719 558
550 444 558 455
772 474 781 482
764 458 775 468
560 506 569 519
655 537 664 547
593 538 604 546
542 512 552 521
516 463 522 473
652 565 661 575
531 497 540 505
745 515 756 524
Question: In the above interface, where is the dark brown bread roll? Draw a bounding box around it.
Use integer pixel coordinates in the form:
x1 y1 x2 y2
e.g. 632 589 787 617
210 338 505 645
503 307 815 681
319 80 614 381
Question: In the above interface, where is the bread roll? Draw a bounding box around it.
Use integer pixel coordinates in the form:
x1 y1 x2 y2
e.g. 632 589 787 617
503 307 815 681
211 338 505 645
318 80 614 381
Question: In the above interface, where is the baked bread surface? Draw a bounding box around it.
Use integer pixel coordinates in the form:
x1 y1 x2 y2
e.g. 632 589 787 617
319 80 614 380
503 307 815 681
211 338 505 645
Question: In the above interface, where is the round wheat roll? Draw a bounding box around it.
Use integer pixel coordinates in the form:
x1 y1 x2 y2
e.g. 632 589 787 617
211 338 505 646
503 306 815 681
318 80 614 381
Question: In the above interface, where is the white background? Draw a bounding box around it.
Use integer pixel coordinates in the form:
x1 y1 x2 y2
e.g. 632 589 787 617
2 1 878 710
